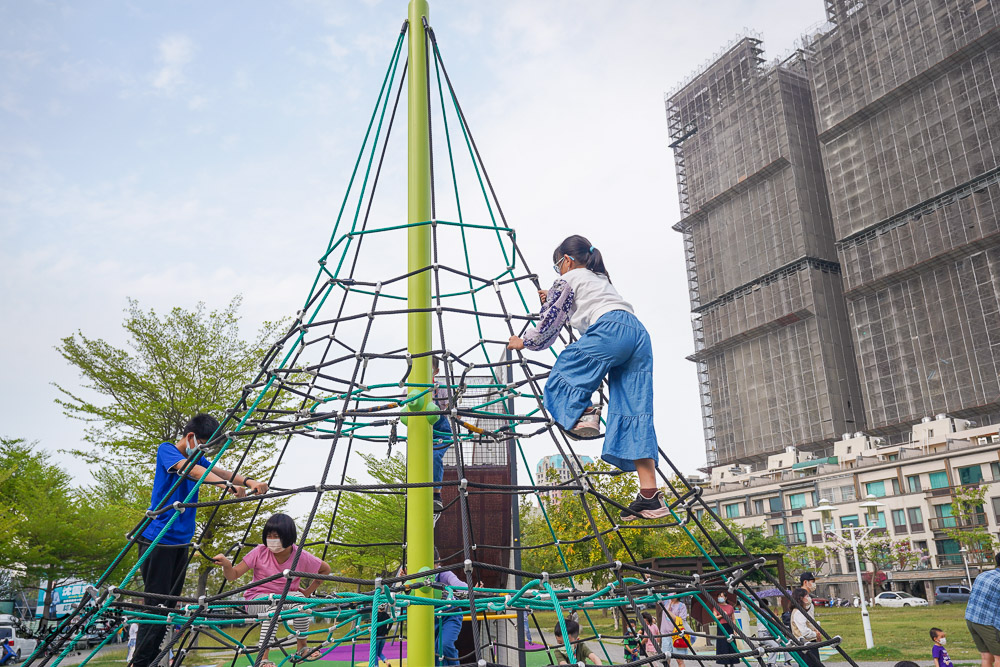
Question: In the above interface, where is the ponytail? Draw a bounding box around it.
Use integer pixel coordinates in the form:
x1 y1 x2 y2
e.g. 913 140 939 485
553 234 611 281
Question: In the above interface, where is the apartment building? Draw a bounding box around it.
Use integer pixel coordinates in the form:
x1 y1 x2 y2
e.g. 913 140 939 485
701 415 1000 601
536 454 595 485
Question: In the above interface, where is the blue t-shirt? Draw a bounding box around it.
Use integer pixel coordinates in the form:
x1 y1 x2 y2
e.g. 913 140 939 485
141 442 211 545
932 643 952 667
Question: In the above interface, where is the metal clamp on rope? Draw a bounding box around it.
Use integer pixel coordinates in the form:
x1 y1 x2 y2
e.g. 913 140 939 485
492 280 500 293
459 478 468 496
692 574 700 584
464 559 473 574
172 502 185 513
283 569 292 579
541 572 549 584
614 560 623 571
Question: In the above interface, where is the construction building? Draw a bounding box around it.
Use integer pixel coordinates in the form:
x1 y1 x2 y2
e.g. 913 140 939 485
806 0 1000 442
667 37 864 468
668 0 1000 468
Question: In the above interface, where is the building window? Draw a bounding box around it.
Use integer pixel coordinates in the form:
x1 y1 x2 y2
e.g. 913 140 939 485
934 504 956 528
927 429 934 438
810 519 822 537
841 514 860 528
790 521 806 544
991 462 1000 481
906 475 921 492
725 503 741 519
773 524 786 538
865 481 886 497
840 485 856 502
958 465 983 485
908 507 924 530
768 497 783 513
892 509 907 530
753 499 764 515
935 538 962 566
788 493 806 509
891 478 900 494
928 471 949 489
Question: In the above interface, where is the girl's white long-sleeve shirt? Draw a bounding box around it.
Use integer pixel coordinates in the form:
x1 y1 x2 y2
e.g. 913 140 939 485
522 268 634 350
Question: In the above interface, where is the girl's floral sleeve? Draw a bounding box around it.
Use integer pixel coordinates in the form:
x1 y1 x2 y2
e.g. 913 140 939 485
522 280 574 351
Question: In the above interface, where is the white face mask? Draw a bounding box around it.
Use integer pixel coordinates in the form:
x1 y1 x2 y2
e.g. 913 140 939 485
717 596 726 603
266 538 284 553
938 638 947 646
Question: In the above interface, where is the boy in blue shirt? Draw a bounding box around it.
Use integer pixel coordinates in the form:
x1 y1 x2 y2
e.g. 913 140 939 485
130 413 268 667
931 627 952 667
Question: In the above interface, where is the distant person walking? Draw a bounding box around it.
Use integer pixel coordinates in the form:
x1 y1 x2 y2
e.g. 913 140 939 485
966 554 1000 667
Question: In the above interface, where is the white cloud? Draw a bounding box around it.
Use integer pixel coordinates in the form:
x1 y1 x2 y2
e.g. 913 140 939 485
152 34 195 93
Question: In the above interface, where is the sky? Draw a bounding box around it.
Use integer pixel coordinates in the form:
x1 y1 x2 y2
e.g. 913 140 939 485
0 0 827 510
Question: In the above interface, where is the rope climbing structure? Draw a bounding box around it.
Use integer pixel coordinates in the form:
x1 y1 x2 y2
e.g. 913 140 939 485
26 3 856 667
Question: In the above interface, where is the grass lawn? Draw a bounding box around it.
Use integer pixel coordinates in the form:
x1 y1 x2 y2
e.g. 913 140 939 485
810 604 974 662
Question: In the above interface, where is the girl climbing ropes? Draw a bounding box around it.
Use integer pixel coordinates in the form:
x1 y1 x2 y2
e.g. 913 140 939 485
507 234 666 521
212 514 331 667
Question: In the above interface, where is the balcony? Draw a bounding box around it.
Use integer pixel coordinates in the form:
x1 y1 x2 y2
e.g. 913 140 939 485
926 483 980 498
928 513 988 531
786 533 807 546
937 553 964 567
893 524 908 535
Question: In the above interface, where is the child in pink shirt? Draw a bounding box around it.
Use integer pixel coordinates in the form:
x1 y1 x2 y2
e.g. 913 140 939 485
214 514 330 667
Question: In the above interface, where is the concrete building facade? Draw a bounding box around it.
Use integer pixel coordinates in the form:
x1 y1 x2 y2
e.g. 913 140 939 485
700 416 1000 601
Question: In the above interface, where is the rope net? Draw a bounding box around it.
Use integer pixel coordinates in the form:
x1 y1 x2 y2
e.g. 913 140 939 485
27 18 851 667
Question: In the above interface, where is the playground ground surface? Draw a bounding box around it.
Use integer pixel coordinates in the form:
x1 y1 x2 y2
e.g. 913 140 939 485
47 602 976 666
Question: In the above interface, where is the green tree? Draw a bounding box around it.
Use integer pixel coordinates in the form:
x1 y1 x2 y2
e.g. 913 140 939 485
55 296 283 466
0 438 122 629
54 297 289 598
785 545 837 578
946 484 995 562
314 453 407 589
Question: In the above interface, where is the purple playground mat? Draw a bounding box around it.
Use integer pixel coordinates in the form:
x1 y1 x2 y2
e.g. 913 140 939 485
318 640 548 661
319 640 407 661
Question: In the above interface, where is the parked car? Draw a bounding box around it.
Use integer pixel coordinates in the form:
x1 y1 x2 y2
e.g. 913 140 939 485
812 597 831 607
935 585 971 604
0 625 38 662
873 591 929 608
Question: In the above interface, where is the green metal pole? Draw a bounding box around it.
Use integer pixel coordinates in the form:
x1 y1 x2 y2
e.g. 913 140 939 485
406 1 434 666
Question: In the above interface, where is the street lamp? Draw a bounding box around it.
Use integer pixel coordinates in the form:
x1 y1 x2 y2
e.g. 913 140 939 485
959 547 973 587
810 494 885 650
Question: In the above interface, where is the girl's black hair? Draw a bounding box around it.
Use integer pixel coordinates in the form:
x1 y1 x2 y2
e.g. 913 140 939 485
262 513 297 548
553 235 610 281
791 587 811 608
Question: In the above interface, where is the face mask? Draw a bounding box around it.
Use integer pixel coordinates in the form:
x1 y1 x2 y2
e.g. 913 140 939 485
184 435 200 456
938 638 947 646
717 596 726 603
266 538 284 553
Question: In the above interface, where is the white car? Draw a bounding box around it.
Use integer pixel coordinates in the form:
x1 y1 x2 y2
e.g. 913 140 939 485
0 624 37 662
872 591 929 608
